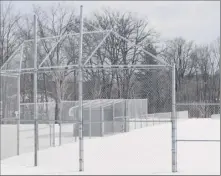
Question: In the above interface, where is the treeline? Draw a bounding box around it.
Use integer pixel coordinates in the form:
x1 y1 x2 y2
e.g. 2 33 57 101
0 2 220 120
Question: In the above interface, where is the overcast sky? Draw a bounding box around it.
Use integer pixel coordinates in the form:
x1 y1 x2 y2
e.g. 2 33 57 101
8 1 221 45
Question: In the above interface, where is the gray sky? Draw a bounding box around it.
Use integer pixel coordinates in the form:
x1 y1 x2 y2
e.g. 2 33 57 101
10 1 221 45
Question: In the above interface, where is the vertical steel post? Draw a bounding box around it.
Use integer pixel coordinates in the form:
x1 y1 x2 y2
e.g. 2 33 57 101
172 63 177 172
49 123 52 146
135 100 137 129
53 120 55 146
33 14 38 167
124 99 127 132
59 121 61 145
89 101 92 138
78 5 84 172
0 0 2 66
16 43 23 156
112 100 115 134
59 103 62 146
101 103 104 137
0 2 2 169
16 75 20 155
146 99 148 127
140 100 143 128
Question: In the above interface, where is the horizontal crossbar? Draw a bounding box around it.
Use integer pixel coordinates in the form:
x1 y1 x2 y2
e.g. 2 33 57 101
176 103 220 106
177 139 220 142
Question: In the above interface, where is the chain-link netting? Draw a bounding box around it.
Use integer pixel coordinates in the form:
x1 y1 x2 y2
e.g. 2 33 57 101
175 72 220 171
0 74 19 121
0 74 20 160
1 28 175 173
82 68 172 133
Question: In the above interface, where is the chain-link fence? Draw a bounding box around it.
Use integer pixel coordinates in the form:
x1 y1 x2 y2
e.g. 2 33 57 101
1 66 174 172
175 72 220 172
0 74 19 121
0 11 178 173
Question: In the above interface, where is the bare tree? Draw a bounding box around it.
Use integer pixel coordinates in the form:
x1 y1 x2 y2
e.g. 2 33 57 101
83 9 159 99
0 1 21 67
31 4 77 121
0 2 21 120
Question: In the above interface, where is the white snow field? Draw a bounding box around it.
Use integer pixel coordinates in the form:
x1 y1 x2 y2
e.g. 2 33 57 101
1 118 220 175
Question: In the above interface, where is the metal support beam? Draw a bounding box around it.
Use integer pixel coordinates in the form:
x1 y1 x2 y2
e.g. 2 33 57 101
101 103 104 137
78 5 84 172
83 30 112 65
23 30 111 43
220 50 221 122
84 64 170 69
0 44 23 71
112 101 115 134
16 75 20 156
172 63 177 172
89 101 92 138
112 31 169 66
33 14 38 167
177 139 220 142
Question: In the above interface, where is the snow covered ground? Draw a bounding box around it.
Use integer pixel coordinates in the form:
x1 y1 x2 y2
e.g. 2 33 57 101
1 119 220 175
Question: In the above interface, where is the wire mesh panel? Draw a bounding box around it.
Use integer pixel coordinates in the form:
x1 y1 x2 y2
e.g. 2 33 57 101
0 17 175 173
0 73 20 162
175 69 220 172
0 75 19 120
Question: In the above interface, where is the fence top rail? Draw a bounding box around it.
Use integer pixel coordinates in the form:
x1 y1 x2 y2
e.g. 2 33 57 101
176 103 220 106
0 64 172 74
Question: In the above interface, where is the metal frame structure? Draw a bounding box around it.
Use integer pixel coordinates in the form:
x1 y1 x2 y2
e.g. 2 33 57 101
0 5 177 173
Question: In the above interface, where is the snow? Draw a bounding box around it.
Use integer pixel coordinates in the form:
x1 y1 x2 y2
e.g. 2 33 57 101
211 114 220 119
1 119 220 175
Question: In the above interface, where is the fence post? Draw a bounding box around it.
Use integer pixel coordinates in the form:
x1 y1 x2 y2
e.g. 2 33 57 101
16 72 21 156
220 49 221 124
59 103 62 146
59 121 61 146
101 102 104 137
172 63 177 172
112 100 115 134
89 101 92 138
135 100 137 129
49 123 52 146
78 5 84 172
33 14 38 167
16 111 20 156
124 99 128 132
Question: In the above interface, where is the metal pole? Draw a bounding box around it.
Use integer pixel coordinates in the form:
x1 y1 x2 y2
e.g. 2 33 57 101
16 42 24 155
172 63 177 172
59 103 62 146
146 99 148 127
49 123 52 146
124 99 127 132
135 101 137 129
33 14 38 167
53 120 55 146
89 101 92 138
78 5 84 172
101 103 104 137
140 100 142 128
59 121 62 145
0 0 2 67
0 55 1 176
16 76 20 155
112 100 115 134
